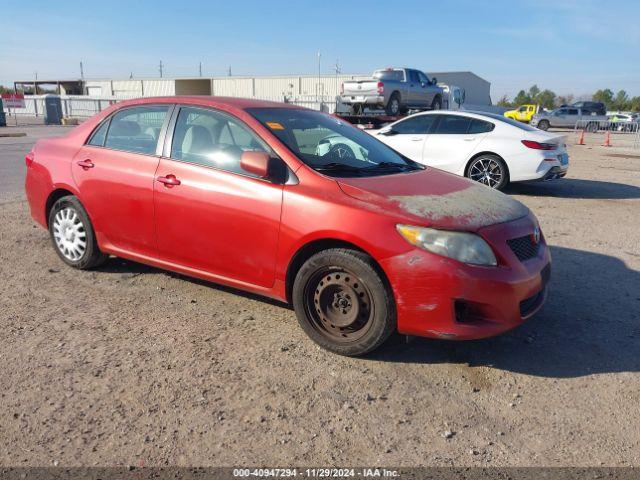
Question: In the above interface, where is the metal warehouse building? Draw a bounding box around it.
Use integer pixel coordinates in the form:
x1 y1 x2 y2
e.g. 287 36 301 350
74 70 492 104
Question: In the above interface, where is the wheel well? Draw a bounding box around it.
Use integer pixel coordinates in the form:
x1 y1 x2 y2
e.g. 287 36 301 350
285 239 391 304
389 91 400 100
464 152 509 178
45 189 74 226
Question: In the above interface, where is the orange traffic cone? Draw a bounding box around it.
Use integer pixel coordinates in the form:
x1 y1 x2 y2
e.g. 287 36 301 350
603 131 612 147
577 130 585 145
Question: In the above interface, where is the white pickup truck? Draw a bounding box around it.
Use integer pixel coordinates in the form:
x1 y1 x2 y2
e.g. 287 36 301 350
340 68 444 115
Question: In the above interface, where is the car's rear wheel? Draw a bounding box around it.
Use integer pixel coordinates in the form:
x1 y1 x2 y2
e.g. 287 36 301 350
537 120 550 131
466 154 509 190
431 96 442 110
292 248 395 356
48 195 108 269
385 93 401 116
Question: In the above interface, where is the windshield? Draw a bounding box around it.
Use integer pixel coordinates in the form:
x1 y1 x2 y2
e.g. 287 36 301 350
471 111 539 131
373 70 404 82
247 108 423 177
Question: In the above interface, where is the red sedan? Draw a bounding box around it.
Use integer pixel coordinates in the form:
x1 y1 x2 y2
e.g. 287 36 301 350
25 97 550 356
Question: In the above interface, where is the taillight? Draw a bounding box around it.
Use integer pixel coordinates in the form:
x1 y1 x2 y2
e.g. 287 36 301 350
377 82 384 94
25 151 35 167
521 140 557 150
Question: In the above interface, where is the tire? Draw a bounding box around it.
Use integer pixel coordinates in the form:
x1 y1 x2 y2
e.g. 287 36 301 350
537 120 550 131
431 96 442 110
466 154 510 191
385 93 401 116
292 248 396 356
48 195 108 269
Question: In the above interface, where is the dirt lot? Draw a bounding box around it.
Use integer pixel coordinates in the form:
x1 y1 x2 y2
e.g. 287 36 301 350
0 126 639 467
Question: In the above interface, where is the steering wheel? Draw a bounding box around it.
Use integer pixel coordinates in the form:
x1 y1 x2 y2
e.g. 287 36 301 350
328 143 356 160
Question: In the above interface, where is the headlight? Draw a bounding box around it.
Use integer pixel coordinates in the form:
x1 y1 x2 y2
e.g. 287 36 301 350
396 225 497 266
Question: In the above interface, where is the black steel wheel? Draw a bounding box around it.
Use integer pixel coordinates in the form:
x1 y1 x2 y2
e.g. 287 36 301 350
292 248 395 356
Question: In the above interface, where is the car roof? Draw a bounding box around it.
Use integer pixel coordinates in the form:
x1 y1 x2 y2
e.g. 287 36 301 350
112 95 305 112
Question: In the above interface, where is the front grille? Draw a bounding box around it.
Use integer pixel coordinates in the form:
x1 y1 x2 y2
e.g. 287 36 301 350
507 235 540 261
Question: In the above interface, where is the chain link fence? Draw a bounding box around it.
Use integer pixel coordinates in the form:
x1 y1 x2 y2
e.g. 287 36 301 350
2 94 340 126
574 119 640 149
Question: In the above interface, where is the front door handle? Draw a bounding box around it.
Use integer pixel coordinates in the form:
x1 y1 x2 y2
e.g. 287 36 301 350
76 159 94 170
463 137 477 141
157 174 181 187
410 137 423 142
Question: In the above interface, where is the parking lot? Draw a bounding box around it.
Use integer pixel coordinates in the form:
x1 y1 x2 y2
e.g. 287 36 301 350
0 125 639 467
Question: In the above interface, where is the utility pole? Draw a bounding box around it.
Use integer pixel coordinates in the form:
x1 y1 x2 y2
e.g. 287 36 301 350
199 62 202 77
317 51 321 103
80 61 84 80
159 60 164 78
227 66 232 77
333 58 341 98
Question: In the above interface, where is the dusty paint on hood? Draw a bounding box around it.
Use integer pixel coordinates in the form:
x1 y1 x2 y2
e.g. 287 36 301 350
390 182 529 229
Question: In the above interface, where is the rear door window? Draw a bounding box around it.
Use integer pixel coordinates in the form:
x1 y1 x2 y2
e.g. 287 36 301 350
434 115 472 134
393 115 436 134
104 105 169 155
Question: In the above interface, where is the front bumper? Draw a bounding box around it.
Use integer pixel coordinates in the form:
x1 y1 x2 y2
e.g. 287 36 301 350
380 214 551 340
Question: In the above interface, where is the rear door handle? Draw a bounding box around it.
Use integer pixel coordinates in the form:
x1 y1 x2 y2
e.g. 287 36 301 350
157 174 181 187
76 159 94 169
410 137 423 142
463 137 477 141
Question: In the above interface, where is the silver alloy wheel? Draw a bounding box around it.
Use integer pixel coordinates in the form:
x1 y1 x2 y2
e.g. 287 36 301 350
52 207 87 261
468 157 504 188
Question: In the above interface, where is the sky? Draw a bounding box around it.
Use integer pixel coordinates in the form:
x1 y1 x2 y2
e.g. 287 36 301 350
1 0 639 101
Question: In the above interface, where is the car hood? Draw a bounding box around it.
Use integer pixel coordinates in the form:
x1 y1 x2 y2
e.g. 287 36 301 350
337 168 529 231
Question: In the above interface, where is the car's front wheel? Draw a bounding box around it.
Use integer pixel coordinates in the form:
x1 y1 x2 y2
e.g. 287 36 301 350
48 195 108 269
292 248 396 356
466 154 510 190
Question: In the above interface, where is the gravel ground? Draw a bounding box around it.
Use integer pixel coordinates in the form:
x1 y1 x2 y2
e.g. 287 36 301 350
0 126 639 467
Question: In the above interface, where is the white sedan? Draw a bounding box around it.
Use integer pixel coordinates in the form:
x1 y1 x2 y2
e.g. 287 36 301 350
369 110 569 190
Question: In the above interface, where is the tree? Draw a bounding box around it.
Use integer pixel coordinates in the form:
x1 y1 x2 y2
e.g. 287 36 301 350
629 96 640 112
613 90 630 111
535 89 557 110
556 94 574 107
0 85 14 94
592 89 615 109
513 90 531 106
496 95 512 107
528 85 541 100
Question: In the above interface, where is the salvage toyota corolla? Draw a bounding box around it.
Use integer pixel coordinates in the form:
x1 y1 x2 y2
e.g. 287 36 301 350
25 97 551 356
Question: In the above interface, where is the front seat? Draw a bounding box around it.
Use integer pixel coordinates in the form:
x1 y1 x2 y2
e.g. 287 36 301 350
181 125 214 161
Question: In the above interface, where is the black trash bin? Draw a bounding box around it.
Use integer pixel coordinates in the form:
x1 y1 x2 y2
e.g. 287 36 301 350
44 95 63 125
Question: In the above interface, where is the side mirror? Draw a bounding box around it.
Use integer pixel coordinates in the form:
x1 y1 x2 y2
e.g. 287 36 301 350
379 126 397 136
431 77 437 85
241 151 271 178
